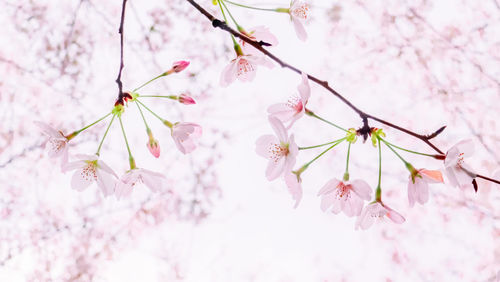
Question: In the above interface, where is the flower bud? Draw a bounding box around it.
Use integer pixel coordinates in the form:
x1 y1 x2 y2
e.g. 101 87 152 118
147 138 160 158
178 94 196 105
172 61 190 73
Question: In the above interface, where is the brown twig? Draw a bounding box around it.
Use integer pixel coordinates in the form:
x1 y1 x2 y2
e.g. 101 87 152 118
184 0 446 155
115 0 128 103
184 0 500 187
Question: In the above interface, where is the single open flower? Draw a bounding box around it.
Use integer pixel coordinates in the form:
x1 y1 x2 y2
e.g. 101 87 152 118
267 72 310 129
63 154 118 197
34 121 70 165
408 169 443 207
240 26 279 55
355 201 405 230
317 178 372 217
284 172 303 208
256 116 299 181
444 139 476 190
289 1 310 41
171 122 202 154
220 54 273 87
115 168 166 199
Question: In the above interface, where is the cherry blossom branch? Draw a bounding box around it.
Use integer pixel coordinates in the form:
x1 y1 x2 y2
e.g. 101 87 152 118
185 0 445 154
115 0 128 103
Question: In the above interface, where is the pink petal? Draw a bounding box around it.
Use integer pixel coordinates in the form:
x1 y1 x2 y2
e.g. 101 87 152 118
255 135 279 158
236 57 257 82
265 156 286 181
343 195 363 217
98 160 118 178
284 173 303 208
71 168 94 191
268 116 288 143
220 60 237 87
292 18 307 41
407 177 417 207
34 121 62 138
420 169 443 183
297 72 310 102
350 179 372 201
317 178 340 196
96 170 116 197
386 207 405 224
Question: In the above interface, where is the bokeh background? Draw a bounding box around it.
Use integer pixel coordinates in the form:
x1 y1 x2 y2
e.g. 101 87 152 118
1 0 499 281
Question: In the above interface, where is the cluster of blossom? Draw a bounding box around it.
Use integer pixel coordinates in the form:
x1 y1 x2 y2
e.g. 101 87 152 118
255 72 485 230
216 0 309 86
35 61 202 198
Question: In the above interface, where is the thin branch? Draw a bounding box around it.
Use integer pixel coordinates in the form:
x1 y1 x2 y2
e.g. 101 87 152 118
184 0 445 155
115 0 128 103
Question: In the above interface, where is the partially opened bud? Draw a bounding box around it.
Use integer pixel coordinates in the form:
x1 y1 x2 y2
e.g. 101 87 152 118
172 61 190 73
178 94 196 105
146 129 160 158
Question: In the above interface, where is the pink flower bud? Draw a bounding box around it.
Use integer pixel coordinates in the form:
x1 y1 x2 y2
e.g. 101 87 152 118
147 138 161 158
178 94 196 105
172 61 190 73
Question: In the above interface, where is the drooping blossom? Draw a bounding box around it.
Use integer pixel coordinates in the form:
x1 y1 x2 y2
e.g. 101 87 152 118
317 178 372 217
170 122 202 154
407 169 443 207
240 26 279 55
62 154 118 196
444 139 476 190
284 172 303 208
288 1 310 41
178 94 196 105
355 202 405 230
34 121 70 165
256 116 299 181
115 168 166 199
220 54 274 87
267 72 310 129
147 138 160 158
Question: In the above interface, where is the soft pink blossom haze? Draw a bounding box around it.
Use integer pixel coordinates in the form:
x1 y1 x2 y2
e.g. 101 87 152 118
0 0 499 281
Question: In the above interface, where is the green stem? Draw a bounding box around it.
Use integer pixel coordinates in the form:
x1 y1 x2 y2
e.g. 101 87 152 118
299 138 346 150
137 95 177 99
220 0 242 29
217 0 238 45
379 137 409 165
135 102 150 131
133 74 166 92
306 111 348 132
343 142 351 181
75 112 112 134
135 100 165 123
380 138 437 158
222 0 284 12
302 138 346 168
118 116 133 161
96 114 116 156
376 138 382 201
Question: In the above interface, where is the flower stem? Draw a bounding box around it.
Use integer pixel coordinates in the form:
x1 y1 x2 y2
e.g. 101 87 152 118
135 102 150 131
379 137 409 166
217 0 238 45
376 138 382 201
299 138 346 150
96 114 116 156
305 110 348 132
75 112 112 134
302 137 346 169
379 138 438 158
118 115 135 169
133 74 166 92
137 95 178 99
135 99 165 123
222 0 284 12
343 142 351 181
220 0 243 30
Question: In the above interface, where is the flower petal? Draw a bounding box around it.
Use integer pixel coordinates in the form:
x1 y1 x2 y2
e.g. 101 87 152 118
268 116 288 143
350 179 372 201
292 18 307 41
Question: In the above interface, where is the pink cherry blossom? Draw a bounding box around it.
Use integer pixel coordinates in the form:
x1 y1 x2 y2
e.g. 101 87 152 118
178 93 196 105
284 172 303 208
267 72 310 129
34 121 69 165
289 1 310 41
115 168 166 199
172 60 190 73
444 139 476 190
220 54 274 87
240 26 279 55
147 138 160 158
256 117 299 181
408 169 443 207
317 178 372 217
62 154 118 197
171 122 202 154
355 202 405 230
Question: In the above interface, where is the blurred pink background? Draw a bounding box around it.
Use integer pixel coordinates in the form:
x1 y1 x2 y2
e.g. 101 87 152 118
0 0 499 281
